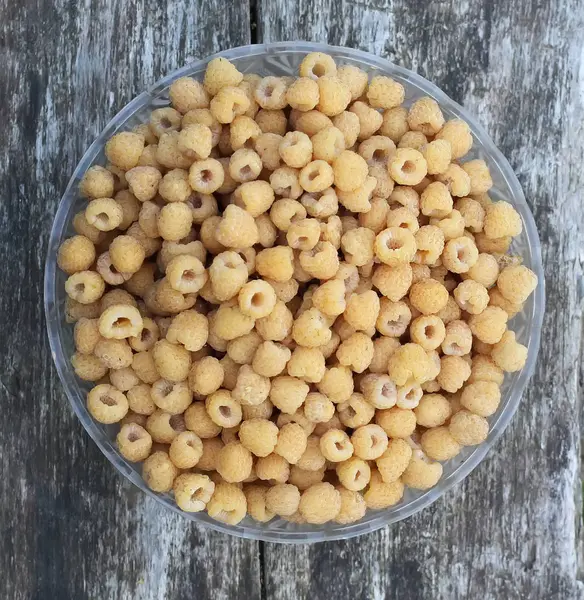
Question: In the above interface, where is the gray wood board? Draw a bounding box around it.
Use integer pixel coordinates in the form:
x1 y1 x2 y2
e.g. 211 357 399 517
0 0 583 598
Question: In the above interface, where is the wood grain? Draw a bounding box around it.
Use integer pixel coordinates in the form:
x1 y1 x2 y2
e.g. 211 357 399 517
0 1 260 600
257 1 584 599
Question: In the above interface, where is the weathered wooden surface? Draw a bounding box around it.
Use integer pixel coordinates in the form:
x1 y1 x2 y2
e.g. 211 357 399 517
0 0 582 598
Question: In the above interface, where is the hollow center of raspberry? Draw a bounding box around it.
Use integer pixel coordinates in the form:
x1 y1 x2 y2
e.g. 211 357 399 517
182 269 196 281
128 431 140 443
251 293 263 307
307 169 319 181
372 149 387 164
381 383 394 398
160 117 172 129
219 405 231 418
450 342 462 354
402 160 416 174
74 283 85 294
113 317 131 329
425 325 435 338
192 488 207 502
96 212 110 227
240 165 252 178
100 395 117 407
160 382 174 397
189 195 203 209
201 169 212 183
386 237 403 250
169 415 185 431
312 64 326 77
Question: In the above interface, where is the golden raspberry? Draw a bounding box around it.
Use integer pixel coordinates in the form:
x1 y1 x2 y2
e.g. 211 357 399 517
239 418 279 458
287 347 326 383
298 482 341 524
336 332 374 374
105 132 145 171
380 106 409 142
256 246 294 282
204 57 243 95
420 182 453 218
401 451 443 490
332 110 361 147
275 422 308 465
337 65 368 101
316 76 351 116
449 409 489 446
462 159 493 195
299 160 335 193
254 76 288 110
292 308 332 348
299 52 337 79
407 97 444 135
388 342 433 386
436 164 471 197
398 131 428 150
364 470 404 509
244 484 275 523
364 76 403 110
442 236 479 273
57 235 96 275
389 148 428 186
483 201 523 239
143 451 179 493
317 366 354 404
436 355 471 393
332 150 368 192
344 290 380 333
207 482 247 525
421 139 451 175
295 110 333 136
299 241 339 279
491 330 528 372
376 438 412 483
468 306 508 344
338 393 375 428
285 77 320 111
435 119 473 159
408 279 448 315
421 426 461 461
256 301 293 342
311 126 345 163
496 265 538 305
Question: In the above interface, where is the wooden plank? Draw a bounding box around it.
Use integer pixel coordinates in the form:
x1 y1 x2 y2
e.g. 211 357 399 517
256 1 584 599
0 1 259 599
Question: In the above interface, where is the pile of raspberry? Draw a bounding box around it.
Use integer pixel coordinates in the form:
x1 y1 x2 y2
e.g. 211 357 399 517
58 51 539 526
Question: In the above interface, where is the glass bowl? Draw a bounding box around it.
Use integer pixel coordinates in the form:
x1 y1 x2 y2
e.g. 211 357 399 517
44 41 545 543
